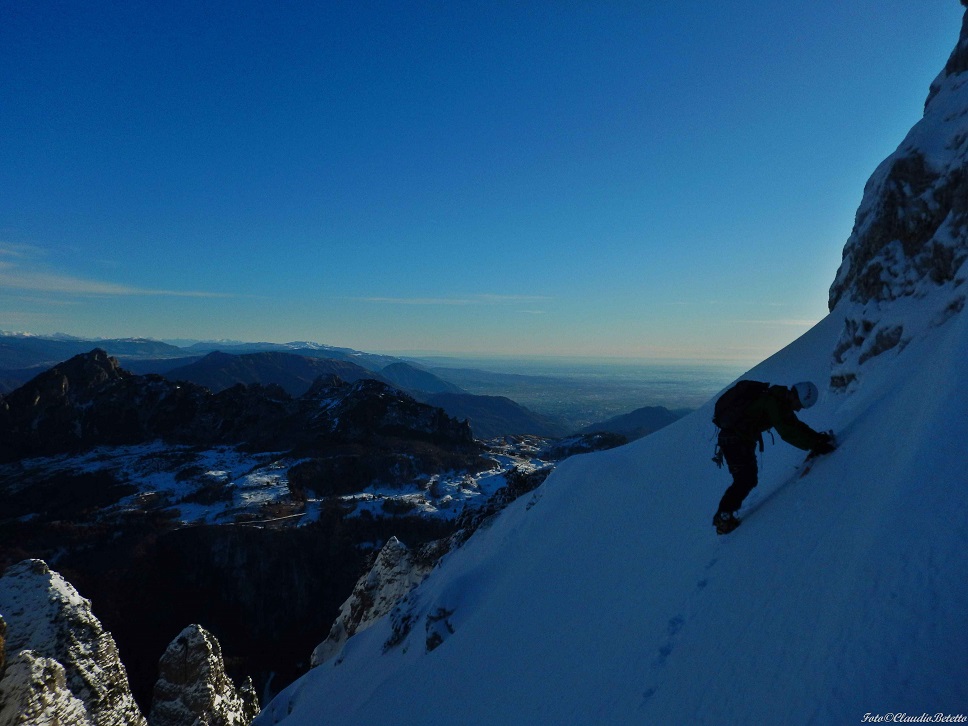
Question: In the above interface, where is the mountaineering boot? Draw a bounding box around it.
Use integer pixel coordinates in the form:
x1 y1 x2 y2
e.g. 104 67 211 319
713 510 741 535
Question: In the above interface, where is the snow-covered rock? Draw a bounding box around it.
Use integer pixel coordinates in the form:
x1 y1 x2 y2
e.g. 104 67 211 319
311 465 554 669
0 650 94 725
0 559 146 726
829 8 968 389
148 624 259 726
311 537 434 667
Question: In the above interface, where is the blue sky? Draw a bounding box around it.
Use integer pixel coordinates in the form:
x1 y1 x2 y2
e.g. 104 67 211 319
1 1 963 362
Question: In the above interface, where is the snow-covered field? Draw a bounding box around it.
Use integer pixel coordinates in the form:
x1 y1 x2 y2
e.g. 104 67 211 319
6 438 554 528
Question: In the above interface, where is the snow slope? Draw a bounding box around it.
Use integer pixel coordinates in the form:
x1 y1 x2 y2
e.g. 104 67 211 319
254 297 968 725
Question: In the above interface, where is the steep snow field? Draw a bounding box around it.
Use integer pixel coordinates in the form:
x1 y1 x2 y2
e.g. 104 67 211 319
256 293 968 724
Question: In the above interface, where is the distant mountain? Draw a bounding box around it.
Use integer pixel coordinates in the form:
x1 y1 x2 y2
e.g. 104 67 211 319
0 334 192 389
182 341 399 372
0 334 405 381
422 392 568 439
0 348 476 462
116 355 207 376
0 335 455 396
0 333 185 370
162 351 383 396
580 405 688 441
379 362 464 395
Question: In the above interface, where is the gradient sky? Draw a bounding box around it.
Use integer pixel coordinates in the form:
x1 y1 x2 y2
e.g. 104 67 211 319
1 1 963 362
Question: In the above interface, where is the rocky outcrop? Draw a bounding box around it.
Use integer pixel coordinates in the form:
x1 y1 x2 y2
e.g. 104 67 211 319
311 466 552 667
828 6 968 389
0 559 146 726
311 537 435 667
149 624 258 726
306 378 473 446
0 349 206 459
830 9 968 310
0 650 94 725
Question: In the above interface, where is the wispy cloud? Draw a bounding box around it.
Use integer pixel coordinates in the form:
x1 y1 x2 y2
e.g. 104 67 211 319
0 242 46 259
0 244 229 298
355 294 552 306
356 296 480 306
0 265 228 298
0 310 58 327
729 318 821 327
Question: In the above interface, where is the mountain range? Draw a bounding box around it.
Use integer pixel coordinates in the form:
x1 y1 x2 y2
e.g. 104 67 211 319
0 335 683 440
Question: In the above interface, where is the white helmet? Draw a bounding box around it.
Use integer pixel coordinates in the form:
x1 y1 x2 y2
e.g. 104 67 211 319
793 381 818 409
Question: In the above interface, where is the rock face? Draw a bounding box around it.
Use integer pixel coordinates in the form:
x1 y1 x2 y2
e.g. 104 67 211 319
0 559 146 726
311 537 435 667
310 466 551 667
828 6 968 388
829 10 968 309
0 651 94 725
149 624 259 726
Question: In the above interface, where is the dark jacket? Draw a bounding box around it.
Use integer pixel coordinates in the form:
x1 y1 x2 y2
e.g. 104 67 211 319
730 385 825 451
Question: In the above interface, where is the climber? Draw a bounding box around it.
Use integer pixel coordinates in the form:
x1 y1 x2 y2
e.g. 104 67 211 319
711 380 835 535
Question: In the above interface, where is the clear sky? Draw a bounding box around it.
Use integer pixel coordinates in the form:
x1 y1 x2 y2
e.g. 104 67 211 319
1 1 963 363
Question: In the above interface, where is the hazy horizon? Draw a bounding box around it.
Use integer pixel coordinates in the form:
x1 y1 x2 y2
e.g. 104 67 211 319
2 2 962 362
0 327 760 369
0 328 748 423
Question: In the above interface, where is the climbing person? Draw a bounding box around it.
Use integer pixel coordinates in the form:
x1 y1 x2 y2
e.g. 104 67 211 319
711 380 835 535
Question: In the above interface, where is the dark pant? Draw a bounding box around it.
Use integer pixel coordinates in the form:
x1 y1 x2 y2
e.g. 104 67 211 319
716 432 758 515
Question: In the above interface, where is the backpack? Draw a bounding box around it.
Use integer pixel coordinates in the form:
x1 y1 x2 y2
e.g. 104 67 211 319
712 380 770 431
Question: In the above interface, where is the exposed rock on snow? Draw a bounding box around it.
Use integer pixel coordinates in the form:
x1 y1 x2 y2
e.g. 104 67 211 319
829 9 968 388
149 624 259 726
311 537 434 667
311 466 552 668
0 559 146 726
